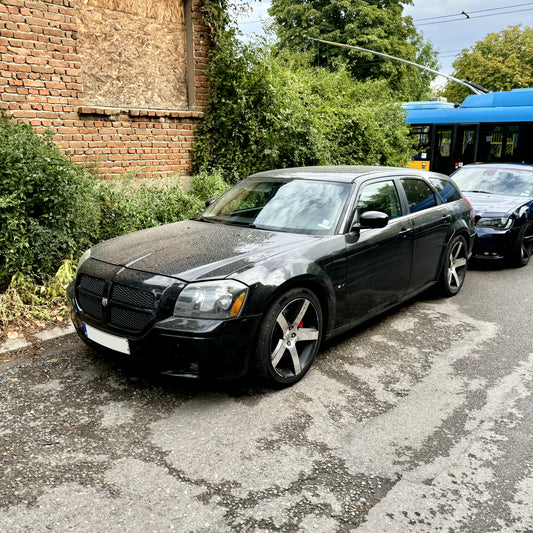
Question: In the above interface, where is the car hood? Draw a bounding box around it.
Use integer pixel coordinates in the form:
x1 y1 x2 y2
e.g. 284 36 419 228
464 192 530 218
90 219 318 282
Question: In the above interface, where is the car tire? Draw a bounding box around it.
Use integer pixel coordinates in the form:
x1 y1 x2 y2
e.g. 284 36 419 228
254 288 323 388
510 222 533 268
439 234 468 297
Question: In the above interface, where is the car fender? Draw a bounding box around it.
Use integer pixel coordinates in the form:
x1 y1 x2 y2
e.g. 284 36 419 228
434 216 474 280
515 203 532 221
237 261 338 337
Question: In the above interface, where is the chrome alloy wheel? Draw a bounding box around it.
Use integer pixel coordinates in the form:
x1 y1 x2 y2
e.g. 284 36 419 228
269 297 320 379
447 238 468 290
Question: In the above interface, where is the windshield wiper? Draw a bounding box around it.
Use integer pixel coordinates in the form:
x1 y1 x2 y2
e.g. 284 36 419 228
198 216 261 229
224 220 258 229
464 189 494 194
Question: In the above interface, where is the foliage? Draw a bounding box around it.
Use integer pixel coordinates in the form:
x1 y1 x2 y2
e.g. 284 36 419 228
0 165 230 333
192 36 278 183
94 171 230 242
0 259 75 332
268 0 438 101
0 112 100 282
295 64 415 166
193 39 415 182
202 0 232 45
443 25 533 103
189 169 230 201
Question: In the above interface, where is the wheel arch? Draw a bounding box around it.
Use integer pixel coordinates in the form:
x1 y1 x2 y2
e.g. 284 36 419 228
437 222 473 280
258 275 335 339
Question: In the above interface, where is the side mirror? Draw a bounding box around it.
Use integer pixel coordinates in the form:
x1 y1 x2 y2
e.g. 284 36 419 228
205 198 216 208
353 210 389 231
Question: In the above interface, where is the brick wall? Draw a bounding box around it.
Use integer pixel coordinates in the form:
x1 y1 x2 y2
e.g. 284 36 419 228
0 0 211 178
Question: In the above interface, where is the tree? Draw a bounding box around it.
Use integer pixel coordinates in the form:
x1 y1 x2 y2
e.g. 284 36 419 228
443 25 533 103
268 0 439 100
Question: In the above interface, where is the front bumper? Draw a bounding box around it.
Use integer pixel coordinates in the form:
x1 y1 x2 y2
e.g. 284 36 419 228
471 227 516 260
67 283 261 381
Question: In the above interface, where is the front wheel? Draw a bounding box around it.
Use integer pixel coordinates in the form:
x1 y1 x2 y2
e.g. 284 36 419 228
254 288 323 388
510 222 533 267
439 235 468 297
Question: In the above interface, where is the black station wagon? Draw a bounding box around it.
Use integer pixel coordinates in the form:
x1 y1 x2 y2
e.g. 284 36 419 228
68 166 475 387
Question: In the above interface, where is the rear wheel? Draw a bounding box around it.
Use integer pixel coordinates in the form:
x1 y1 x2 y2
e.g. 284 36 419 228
254 288 323 388
439 235 468 297
510 222 533 267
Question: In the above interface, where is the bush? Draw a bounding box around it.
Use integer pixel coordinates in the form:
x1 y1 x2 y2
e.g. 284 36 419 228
94 170 230 242
0 113 231 288
0 113 99 282
192 40 415 182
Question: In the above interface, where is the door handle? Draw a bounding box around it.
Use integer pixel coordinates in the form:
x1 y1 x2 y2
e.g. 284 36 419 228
399 227 412 237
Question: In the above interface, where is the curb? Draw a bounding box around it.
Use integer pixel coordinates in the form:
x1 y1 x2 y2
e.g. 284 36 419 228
0 325 76 355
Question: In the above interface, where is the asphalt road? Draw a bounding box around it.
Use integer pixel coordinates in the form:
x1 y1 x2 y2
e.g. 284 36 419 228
1 263 532 532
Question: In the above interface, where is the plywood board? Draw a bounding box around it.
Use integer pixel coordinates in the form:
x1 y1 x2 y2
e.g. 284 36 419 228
77 1 188 109
81 0 184 23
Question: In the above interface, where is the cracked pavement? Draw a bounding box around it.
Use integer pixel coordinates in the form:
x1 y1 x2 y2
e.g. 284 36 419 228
0 266 532 532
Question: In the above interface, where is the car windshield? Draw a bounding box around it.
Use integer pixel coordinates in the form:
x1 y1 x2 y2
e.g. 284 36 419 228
453 167 533 197
200 178 350 234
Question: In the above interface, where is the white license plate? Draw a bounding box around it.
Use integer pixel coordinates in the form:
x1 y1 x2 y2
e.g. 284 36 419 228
83 323 130 355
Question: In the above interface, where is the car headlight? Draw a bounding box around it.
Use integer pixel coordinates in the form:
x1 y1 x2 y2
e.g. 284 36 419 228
173 280 248 319
476 217 513 230
76 248 91 274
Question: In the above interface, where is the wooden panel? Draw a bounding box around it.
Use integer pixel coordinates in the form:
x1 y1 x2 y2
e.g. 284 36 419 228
77 1 188 109
81 0 184 23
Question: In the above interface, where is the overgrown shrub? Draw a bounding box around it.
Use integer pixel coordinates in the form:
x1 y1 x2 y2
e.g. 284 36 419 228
0 113 99 281
94 170 230 242
192 39 415 182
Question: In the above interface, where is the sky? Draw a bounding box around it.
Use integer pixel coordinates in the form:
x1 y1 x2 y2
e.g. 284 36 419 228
235 1 533 87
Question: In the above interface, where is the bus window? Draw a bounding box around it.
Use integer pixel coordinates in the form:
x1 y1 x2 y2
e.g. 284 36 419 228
433 127 453 174
453 126 476 170
408 125 431 170
478 125 522 163
506 126 519 156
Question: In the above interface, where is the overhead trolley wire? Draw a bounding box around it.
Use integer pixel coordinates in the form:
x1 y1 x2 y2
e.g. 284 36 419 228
415 3 533 26
414 2 533 22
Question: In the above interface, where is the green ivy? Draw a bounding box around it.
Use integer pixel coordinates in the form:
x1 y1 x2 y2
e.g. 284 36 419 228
192 40 415 183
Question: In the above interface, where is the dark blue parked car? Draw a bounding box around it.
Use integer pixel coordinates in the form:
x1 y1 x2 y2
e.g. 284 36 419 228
451 164 533 267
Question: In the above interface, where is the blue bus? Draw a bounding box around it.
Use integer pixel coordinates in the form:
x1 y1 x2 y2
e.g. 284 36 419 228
404 88 533 175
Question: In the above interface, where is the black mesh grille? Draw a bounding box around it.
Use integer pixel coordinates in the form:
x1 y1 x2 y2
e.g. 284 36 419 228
76 273 158 334
110 307 152 331
78 293 103 319
112 284 155 309
79 275 105 296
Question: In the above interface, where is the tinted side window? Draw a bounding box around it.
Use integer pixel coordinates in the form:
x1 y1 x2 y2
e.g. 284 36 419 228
401 178 437 213
430 178 462 203
357 180 402 220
